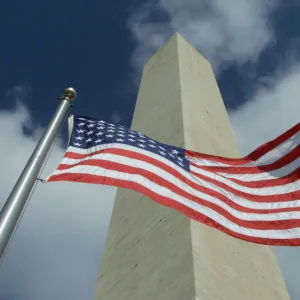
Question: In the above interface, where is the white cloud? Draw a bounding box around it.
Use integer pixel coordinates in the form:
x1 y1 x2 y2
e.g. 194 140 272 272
111 111 121 124
0 97 115 300
128 0 279 74
229 63 300 154
5 85 31 100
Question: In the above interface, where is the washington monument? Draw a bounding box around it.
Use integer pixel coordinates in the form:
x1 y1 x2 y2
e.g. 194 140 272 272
94 33 290 300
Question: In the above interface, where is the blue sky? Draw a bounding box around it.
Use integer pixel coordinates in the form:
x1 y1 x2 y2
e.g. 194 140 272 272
0 0 300 299
0 0 138 128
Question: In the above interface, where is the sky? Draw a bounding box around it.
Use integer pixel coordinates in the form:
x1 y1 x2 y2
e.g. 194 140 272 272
0 0 299 299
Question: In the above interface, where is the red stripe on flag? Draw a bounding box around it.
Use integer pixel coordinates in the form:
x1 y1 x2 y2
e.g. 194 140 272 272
47 172 300 246
190 145 299 174
190 170 300 202
54 158 300 224
186 122 300 165
63 147 300 202
221 167 300 188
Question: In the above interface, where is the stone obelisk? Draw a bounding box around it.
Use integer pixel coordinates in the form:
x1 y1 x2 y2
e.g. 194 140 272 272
94 33 289 300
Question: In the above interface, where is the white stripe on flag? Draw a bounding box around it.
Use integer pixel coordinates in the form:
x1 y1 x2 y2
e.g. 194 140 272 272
65 144 300 196
59 151 300 213
51 165 300 240
190 164 300 192
188 130 300 168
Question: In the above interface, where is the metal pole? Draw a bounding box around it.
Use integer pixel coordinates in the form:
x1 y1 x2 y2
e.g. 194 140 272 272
0 87 77 265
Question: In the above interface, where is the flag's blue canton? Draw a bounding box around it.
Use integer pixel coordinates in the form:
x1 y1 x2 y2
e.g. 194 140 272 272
70 116 190 171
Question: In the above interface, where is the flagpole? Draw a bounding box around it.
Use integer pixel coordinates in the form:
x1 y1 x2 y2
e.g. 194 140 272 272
0 87 77 265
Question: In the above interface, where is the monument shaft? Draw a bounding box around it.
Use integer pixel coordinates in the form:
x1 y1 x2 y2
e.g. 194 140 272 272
94 33 289 300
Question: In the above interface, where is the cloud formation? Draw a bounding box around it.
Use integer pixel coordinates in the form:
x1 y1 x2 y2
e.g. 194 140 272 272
230 62 300 153
128 0 279 74
0 99 116 300
111 111 122 124
5 85 32 100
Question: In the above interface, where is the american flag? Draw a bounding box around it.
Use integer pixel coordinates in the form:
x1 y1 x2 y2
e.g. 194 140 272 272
46 116 300 246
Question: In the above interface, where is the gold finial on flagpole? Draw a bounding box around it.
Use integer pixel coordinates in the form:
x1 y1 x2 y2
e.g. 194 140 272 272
59 87 77 101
